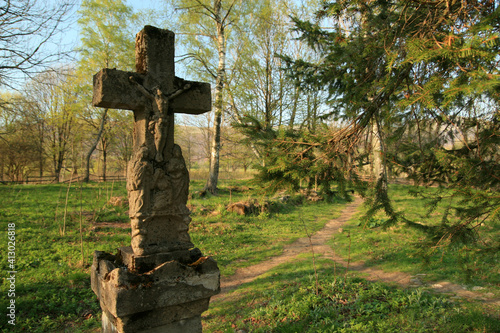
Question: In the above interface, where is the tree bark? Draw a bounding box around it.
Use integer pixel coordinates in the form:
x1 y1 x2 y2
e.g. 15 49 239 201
289 85 300 130
83 109 108 183
204 0 225 194
38 122 45 178
100 135 108 182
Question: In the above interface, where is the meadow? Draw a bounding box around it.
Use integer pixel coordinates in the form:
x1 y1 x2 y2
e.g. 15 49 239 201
332 185 500 291
0 180 498 332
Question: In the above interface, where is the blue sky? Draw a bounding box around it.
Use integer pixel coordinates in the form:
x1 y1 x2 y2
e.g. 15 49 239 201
59 0 166 51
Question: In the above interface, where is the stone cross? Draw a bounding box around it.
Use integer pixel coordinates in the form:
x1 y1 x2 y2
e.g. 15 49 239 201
93 26 211 256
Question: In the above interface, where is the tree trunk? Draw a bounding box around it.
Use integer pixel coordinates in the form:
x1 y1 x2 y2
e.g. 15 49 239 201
55 150 64 183
374 115 388 190
264 50 272 129
227 89 264 165
100 135 108 182
204 0 225 195
83 109 108 183
55 129 68 183
289 85 300 130
38 123 44 178
205 102 222 194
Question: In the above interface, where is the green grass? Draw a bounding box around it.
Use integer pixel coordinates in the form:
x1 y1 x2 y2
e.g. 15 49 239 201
0 180 347 332
331 184 500 294
188 180 348 275
0 181 498 332
203 256 500 332
0 182 129 332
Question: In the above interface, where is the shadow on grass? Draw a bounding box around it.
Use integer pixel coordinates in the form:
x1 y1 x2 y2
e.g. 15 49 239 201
0 274 101 333
205 258 500 333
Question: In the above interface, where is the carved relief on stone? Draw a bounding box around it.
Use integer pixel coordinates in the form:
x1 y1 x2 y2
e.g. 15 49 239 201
93 26 211 257
127 146 153 218
168 145 189 205
152 168 173 211
126 143 193 255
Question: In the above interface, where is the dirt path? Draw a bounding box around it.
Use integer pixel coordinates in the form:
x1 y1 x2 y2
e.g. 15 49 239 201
211 197 499 307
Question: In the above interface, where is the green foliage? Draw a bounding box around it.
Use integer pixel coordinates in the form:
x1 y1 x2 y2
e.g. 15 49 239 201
75 0 137 183
237 115 363 199
77 0 136 73
277 0 500 246
76 0 136 103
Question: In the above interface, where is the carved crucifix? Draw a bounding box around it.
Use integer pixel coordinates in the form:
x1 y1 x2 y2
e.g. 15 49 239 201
93 26 211 256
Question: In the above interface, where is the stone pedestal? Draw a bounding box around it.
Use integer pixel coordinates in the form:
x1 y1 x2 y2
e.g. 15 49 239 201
91 249 220 333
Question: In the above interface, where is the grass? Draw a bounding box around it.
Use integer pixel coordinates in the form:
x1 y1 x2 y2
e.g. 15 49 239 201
203 256 500 332
0 180 498 332
188 180 348 275
0 182 129 332
0 180 347 332
331 184 500 294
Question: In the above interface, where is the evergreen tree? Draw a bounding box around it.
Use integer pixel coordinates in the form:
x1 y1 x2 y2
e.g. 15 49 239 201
272 0 499 243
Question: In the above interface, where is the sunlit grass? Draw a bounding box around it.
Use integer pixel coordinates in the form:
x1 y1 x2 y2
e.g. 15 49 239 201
331 184 500 292
204 257 500 332
1 181 497 332
0 180 347 331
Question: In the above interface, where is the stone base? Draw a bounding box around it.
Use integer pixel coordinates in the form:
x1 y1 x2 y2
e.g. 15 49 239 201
103 310 203 333
91 249 220 333
118 246 202 273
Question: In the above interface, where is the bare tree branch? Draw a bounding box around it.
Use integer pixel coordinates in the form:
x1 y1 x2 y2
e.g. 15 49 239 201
0 0 77 90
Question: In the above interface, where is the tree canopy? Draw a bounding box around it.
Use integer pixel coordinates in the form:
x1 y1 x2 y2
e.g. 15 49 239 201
1 1 498 248
250 0 500 245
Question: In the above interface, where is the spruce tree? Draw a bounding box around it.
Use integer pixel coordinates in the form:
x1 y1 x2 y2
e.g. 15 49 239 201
267 0 499 244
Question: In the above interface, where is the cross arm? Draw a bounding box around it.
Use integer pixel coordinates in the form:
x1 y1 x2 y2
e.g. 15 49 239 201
172 77 211 115
93 68 211 115
93 68 146 111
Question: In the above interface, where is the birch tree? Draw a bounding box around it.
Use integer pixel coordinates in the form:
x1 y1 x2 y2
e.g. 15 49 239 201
169 0 244 194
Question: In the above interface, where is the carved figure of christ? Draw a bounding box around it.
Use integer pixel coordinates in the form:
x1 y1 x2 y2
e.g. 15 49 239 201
92 26 211 256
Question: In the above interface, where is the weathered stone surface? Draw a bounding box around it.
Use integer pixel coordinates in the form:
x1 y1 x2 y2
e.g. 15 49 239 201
91 251 118 297
92 255 220 318
93 69 146 111
111 300 208 332
91 25 219 333
118 246 203 273
103 309 204 333
92 25 211 256
93 70 210 115
170 77 211 114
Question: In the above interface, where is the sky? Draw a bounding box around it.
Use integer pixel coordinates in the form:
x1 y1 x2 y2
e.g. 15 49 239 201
14 0 308 89
52 0 202 79
59 0 167 53
0 0 181 90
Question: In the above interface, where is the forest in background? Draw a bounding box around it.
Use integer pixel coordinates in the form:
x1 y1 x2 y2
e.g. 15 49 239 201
0 3 498 331
0 0 328 185
0 0 498 247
